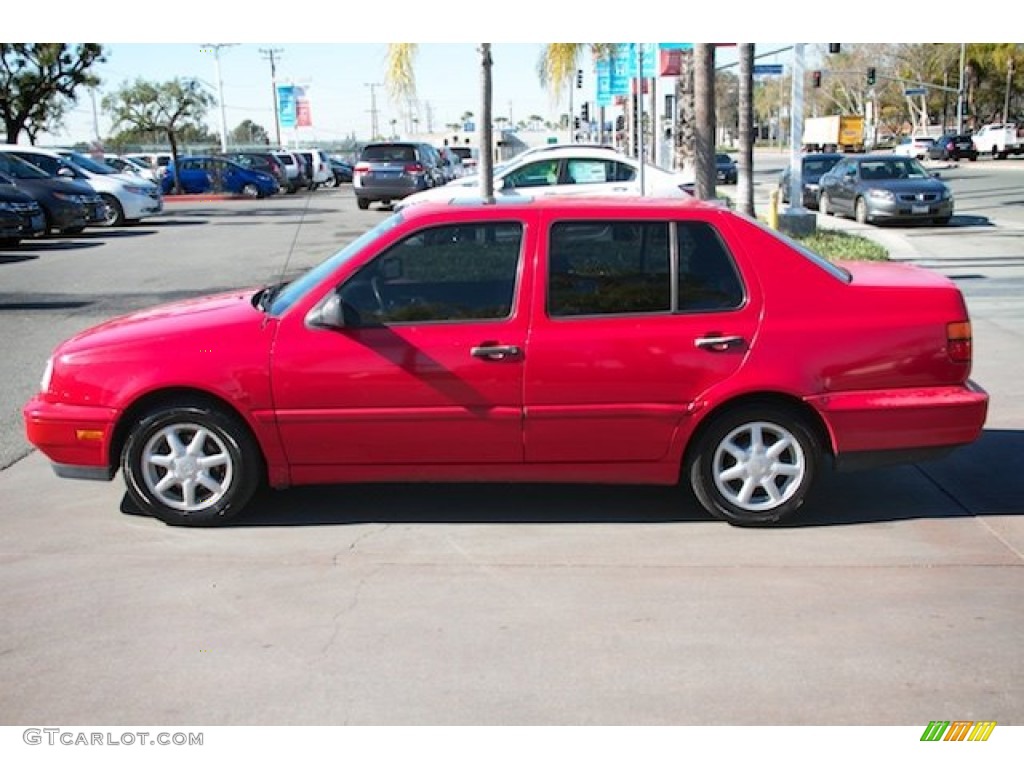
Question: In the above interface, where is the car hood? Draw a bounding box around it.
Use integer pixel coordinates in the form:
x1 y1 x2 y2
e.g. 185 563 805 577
860 178 948 194
0 183 36 203
56 289 263 355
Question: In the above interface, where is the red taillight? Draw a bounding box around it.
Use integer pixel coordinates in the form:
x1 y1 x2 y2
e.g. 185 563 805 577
947 321 972 363
947 141 955 150
404 163 424 174
354 162 370 174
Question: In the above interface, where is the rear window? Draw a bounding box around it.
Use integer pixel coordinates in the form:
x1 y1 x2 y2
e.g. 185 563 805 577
362 145 417 162
450 147 474 160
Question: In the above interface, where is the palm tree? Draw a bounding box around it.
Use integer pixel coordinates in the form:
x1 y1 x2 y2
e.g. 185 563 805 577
694 44 716 201
737 44 755 215
386 44 494 199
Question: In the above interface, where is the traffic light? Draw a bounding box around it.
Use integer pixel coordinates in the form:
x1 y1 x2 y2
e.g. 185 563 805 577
574 117 581 130
867 67 877 86
576 69 583 88
615 115 625 131
581 102 589 122
812 70 822 88
828 43 841 54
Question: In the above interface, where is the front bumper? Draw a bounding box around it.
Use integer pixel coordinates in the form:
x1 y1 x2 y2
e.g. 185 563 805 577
122 191 164 219
865 197 954 222
23 396 120 480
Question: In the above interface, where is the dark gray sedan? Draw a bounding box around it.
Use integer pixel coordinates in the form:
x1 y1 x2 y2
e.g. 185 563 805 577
818 155 954 226
779 152 844 209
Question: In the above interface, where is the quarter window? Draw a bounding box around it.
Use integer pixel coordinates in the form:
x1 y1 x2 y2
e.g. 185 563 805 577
339 222 523 325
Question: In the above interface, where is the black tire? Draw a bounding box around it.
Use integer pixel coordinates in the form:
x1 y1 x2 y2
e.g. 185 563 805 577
0 237 21 247
357 197 370 210
100 194 125 227
121 403 262 526
688 405 821 526
819 191 832 216
61 226 86 235
323 175 338 189
934 216 952 226
855 197 869 225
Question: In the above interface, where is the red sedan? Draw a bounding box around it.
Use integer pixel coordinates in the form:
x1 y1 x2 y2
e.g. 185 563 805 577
23 197 988 527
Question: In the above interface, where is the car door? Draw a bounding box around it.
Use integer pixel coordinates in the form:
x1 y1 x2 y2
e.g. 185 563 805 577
826 159 859 215
523 213 761 464
270 218 534 472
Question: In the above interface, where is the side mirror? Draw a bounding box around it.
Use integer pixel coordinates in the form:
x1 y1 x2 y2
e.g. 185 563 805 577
501 176 515 191
306 292 346 330
930 171 941 178
57 166 75 178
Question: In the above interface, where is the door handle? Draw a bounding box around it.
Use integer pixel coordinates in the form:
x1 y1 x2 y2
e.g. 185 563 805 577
471 344 521 361
694 335 745 352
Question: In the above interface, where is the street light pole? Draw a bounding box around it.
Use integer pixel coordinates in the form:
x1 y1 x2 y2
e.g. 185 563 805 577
203 43 236 153
260 48 283 147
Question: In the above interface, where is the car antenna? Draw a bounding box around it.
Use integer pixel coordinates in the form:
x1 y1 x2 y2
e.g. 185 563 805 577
261 156 318 328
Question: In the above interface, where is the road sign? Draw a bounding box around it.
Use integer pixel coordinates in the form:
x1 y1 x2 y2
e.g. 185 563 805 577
904 87 926 96
753 64 784 75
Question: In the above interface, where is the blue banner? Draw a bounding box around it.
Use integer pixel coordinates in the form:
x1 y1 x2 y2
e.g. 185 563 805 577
629 43 657 79
596 58 612 107
610 44 631 96
277 85 296 129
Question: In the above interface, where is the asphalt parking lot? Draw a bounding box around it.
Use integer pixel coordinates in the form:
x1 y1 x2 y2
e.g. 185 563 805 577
1 184 1022 727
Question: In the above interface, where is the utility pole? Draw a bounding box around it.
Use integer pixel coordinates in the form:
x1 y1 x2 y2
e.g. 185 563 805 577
365 82 383 141
957 43 967 133
260 48 283 147
1004 56 1016 124
202 43 236 153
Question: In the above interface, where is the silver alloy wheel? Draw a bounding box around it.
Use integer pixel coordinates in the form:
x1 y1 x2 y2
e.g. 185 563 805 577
711 421 806 512
241 183 260 198
140 422 234 512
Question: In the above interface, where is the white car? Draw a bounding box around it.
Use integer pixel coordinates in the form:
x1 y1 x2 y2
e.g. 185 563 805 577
102 153 160 183
0 146 162 226
396 146 693 211
891 136 935 160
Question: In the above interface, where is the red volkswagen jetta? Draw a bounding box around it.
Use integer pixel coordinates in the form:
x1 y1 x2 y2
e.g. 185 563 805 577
24 197 988 527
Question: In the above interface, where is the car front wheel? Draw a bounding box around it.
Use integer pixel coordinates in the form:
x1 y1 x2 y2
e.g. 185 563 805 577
819 191 832 216
688 405 820 526
855 197 870 225
100 194 125 227
241 183 261 198
121 403 262 526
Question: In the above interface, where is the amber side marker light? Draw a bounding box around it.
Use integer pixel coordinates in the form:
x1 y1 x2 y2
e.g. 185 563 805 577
947 321 973 363
76 429 105 442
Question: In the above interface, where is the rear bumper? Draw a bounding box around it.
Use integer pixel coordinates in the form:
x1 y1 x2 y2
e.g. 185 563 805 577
807 380 989 460
23 396 120 479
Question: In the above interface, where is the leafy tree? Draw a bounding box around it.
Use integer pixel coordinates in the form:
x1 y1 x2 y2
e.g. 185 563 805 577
0 43 106 144
230 119 269 146
103 78 215 194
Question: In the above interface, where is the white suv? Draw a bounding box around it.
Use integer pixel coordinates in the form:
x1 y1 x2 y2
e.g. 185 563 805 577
0 146 162 226
295 148 332 189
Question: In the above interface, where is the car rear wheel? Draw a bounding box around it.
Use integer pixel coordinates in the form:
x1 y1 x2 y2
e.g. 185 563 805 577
100 194 125 227
855 197 870 225
688 405 820 526
241 183 261 198
357 197 370 210
121 403 262 526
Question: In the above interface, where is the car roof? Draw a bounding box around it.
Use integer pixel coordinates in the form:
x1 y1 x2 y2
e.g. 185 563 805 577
403 195 718 217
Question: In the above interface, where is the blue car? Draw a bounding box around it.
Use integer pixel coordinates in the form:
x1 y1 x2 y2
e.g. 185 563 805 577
162 156 279 198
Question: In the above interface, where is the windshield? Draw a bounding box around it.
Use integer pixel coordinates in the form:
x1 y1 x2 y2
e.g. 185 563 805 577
0 153 51 179
65 152 117 175
859 158 930 180
268 214 404 316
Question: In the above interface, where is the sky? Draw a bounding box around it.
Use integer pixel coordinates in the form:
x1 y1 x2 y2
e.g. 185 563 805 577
12 3 993 147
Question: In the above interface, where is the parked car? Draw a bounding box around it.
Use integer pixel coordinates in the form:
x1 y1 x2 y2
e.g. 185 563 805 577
225 152 289 190
818 154 954 226
0 171 46 246
22 196 988 528
715 153 737 185
162 156 279 198
395 145 693 211
448 145 477 173
778 152 844 209
325 157 353 187
0 146 162 227
353 141 446 209
272 151 308 193
436 146 465 182
297 149 332 189
124 153 173 178
927 133 978 162
102 154 161 183
0 151 105 234
891 135 935 159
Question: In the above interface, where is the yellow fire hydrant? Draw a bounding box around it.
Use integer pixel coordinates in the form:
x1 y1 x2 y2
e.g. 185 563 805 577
768 187 780 230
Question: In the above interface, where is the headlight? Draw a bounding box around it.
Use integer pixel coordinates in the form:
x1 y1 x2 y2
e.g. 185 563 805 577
52 191 81 202
940 188 953 201
0 201 14 211
40 357 53 393
866 188 895 202
123 185 151 195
